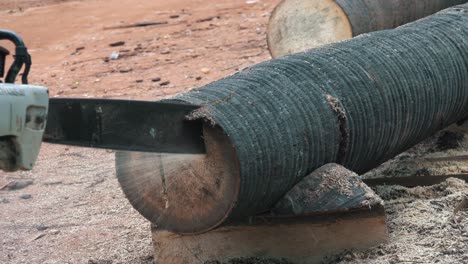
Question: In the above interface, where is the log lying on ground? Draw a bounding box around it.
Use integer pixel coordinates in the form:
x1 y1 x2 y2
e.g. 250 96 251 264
116 4 468 234
267 0 468 58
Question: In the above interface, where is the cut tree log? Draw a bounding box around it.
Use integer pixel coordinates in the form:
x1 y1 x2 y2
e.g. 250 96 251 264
267 0 467 58
116 4 468 234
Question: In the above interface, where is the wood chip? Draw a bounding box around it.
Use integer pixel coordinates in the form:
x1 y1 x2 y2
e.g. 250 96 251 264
452 196 468 223
109 41 125 47
28 233 46 242
201 67 211 74
104 21 168 30
196 16 220 23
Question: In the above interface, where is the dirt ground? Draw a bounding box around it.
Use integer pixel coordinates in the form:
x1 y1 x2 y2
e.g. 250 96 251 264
0 0 467 263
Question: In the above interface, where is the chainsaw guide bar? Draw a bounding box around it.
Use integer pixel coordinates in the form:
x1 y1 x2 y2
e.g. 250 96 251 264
44 98 205 154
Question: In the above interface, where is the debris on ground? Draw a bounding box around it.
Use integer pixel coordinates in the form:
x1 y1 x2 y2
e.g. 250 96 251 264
160 48 171 54
109 41 125 47
108 51 120 60
49 229 60 235
436 131 465 151
453 195 468 223
201 67 211 74
104 21 169 30
205 257 293 264
0 180 33 190
329 177 468 264
19 194 32 199
28 233 46 242
34 223 48 231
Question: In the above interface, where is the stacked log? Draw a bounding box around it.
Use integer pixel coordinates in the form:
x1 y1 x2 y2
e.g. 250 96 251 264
267 0 467 57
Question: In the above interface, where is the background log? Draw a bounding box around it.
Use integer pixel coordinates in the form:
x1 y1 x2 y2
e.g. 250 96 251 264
267 0 467 58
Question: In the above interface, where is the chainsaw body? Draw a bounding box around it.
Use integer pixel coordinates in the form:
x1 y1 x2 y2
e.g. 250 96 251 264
0 29 49 172
0 83 48 171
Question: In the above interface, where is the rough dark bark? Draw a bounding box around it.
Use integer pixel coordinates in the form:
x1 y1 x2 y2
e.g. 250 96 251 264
338 0 468 35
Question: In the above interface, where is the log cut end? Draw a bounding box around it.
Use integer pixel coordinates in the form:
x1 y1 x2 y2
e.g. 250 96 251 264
116 125 240 234
267 0 352 58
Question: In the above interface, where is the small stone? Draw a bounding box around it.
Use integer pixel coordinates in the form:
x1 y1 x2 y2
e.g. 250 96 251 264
160 48 171 54
49 229 60 235
195 76 202 81
109 41 125 47
88 260 112 264
136 80 144 83
19 194 32 199
43 180 63 186
109 51 120 60
71 46 85 55
160 81 170 86
0 197 9 203
169 15 180 19
3 180 33 190
34 223 48 231
200 67 211 74
151 77 161 82
119 68 133 73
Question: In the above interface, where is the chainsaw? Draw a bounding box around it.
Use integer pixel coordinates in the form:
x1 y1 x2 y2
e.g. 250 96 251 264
0 30 204 172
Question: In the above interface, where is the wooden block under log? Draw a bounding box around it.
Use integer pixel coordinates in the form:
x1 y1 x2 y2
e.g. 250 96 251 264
152 208 387 264
152 164 388 263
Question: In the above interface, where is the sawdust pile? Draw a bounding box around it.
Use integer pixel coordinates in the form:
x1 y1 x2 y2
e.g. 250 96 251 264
327 127 468 264
328 178 468 264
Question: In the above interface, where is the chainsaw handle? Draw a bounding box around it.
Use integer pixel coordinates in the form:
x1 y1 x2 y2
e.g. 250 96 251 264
0 30 26 46
0 29 31 84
